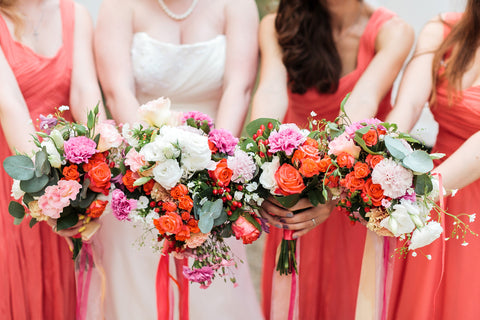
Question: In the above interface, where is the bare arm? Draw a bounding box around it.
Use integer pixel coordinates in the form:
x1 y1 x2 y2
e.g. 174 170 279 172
95 0 139 125
250 14 289 121
70 3 105 123
344 17 414 122
215 0 259 136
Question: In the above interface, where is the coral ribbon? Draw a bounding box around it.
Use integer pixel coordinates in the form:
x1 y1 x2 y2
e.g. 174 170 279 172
284 230 297 320
156 246 189 320
433 173 446 314
76 243 93 320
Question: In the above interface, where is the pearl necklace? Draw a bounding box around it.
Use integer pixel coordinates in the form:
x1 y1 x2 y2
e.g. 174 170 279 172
157 0 199 21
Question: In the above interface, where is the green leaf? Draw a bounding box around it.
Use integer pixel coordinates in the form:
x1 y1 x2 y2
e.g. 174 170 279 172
353 135 377 154
340 93 351 114
74 123 87 136
308 188 325 207
198 199 223 233
213 209 228 227
238 137 259 153
13 217 23 225
415 174 434 195
274 193 301 208
243 213 262 231
219 224 233 238
23 193 34 206
228 209 241 222
402 150 434 174
9 201 25 219
56 208 79 231
385 136 411 160
93 134 101 146
3 155 35 180
87 111 95 130
35 149 50 177
76 191 97 209
20 174 49 193
72 237 83 260
245 118 280 137
29 218 38 228
94 103 99 116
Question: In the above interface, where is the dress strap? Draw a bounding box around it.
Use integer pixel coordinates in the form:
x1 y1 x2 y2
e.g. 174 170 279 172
59 0 75 62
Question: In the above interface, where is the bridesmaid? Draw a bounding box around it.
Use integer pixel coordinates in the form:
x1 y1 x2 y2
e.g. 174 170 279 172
386 1 480 318
250 0 413 319
0 0 103 319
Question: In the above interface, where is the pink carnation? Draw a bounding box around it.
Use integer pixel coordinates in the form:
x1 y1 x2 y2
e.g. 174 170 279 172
64 136 97 164
38 180 82 218
182 111 213 129
96 121 123 152
371 158 413 198
267 124 306 156
125 148 146 172
208 129 238 156
227 149 256 183
328 132 361 158
183 266 214 286
345 118 383 138
111 189 137 221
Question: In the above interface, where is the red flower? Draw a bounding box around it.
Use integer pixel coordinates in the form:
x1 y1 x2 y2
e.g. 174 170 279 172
232 215 261 244
87 162 111 195
353 162 370 179
336 152 355 168
122 170 137 192
86 199 108 218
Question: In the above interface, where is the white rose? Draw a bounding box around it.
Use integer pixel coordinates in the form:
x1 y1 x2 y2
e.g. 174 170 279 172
259 156 280 194
180 132 214 172
139 97 172 127
139 141 171 162
41 139 62 168
152 159 183 190
11 180 24 200
152 135 181 159
408 221 443 250
380 203 416 236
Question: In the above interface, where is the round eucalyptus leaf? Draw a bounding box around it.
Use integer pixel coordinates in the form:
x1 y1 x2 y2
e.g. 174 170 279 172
20 175 49 193
8 201 25 219
3 155 35 180
402 150 434 174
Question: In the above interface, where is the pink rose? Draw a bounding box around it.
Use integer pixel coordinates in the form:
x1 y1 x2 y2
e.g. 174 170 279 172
125 148 146 172
328 133 361 158
97 121 123 152
232 215 261 244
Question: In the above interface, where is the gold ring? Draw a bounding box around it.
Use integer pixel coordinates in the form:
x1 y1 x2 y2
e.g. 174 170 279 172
312 218 316 226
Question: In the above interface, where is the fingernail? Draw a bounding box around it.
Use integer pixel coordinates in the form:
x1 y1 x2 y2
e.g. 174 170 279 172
286 213 294 218
283 225 289 229
292 234 298 239
275 224 282 228
279 218 286 223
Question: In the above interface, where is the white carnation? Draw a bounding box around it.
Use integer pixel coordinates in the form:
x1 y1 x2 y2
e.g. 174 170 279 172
152 159 183 190
408 221 443 250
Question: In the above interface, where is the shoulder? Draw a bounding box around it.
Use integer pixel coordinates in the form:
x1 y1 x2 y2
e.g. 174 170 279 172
225 0 258 19
259 14 276 38
374 12 414 51
73 2 93 27
414 15 446 52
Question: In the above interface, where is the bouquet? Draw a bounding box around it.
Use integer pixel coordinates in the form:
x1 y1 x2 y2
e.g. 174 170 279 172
239 118 337 275
113 97 263 287
4 105 123 258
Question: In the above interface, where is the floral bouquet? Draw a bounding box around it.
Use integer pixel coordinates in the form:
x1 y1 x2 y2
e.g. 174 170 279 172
113 97 263 287
4 105 123 259
239 118 337 275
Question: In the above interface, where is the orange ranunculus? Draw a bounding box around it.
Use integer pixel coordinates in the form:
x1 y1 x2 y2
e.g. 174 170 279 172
365 154 384 169
317 156 332 173
83 152 107 172
87 162 111 195
86 199 108 218
274 163 306 196
143 179 155 195
299 158 320 178
178 195 193 212
175 225 191 241
336 152 355 168
63 164 80 181
353 162 370 179
209 158 233 187
162 201 177 212
181 211 191 221
341 172 365 191
292 149 306 167
363 178 384 206
302 137 319 149
187 218 200 233
362 128 378 147
171 184 189 199
154 212 183 234
122 170 137 192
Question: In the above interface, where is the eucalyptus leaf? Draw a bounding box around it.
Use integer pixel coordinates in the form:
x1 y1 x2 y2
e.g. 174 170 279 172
22 193 34 206
198 199 223 233
20 175 49 193
3 155 35 180
34 149 50 177
385 136 411 160
415 174 433 196
213 209 228 227
8 201 25 219
402 150 434 174
13 217 23 225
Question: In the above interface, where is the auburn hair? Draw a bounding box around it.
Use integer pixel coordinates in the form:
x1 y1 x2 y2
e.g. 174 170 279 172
431 0 480 105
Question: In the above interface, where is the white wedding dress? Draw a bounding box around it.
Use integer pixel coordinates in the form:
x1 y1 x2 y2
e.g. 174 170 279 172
96 32 263 320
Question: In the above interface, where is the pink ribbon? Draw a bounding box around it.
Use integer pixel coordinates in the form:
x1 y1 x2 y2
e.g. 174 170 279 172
433 173 446 314
283 230 297 320
76 243 94 320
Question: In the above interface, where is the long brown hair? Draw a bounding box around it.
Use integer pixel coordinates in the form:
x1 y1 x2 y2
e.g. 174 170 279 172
0 0 24 39
431 0 480 104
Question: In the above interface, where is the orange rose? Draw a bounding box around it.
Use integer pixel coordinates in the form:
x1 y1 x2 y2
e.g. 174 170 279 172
231 215 261 244
187 218 200 233
363 178 384 206
209 158 233 187
362 128 378 147
178 195 193 212
317 156 332 173
341 172 365 191
63 164 80 181
86 199 108 218
324 172 340 188
87 162 111 195
83 152 107 172
336 152 355 168
302 137 319 149
122 170 137 192
274 163 306 196
353 162 370 179
175 225 191 241
162 201 177 212
292 149 306 167
143 179 155 195
365 154 384 169
181 211 191 221
299 158 320 178
171 184 189 199
154 212 183 234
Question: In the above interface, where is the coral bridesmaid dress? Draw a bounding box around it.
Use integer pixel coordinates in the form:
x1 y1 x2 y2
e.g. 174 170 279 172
0 1 76 319
388 13 480 320
262 8 395 320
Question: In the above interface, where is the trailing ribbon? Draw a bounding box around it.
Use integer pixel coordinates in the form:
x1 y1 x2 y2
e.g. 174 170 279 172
433 173 446 315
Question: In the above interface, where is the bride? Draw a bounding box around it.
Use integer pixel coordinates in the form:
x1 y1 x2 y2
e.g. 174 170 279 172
94 0 262 319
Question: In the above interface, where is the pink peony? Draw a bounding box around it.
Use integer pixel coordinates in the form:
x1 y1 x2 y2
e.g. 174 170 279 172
232 215 261 244
183 266 214 286
111 189 137 221
57 180 82 201
208 129 239 156
64 136 97 164
125 148 146 172
268 124 306 156
96 121 123 152
371 158 414 198
328 133 361 158
37 180 81 219
227 149 256 183
182 111 214 129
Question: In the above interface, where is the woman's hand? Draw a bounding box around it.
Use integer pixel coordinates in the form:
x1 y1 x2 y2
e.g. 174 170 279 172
46 218 84 251
259 197 337 238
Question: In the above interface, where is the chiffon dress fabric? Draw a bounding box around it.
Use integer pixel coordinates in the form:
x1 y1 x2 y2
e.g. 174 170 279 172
96 32 263 320
0 0 76 319
388 12 480 320
261 8 395 320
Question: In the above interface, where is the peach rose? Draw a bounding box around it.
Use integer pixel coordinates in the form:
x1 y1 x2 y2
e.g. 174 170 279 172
154 212 183 234
274 163 306 196
171 184 189 199
299 158 320 178
178 195 193 212
336 152 355 169
353 162 370 179
341 172 364 191
365 154 384 169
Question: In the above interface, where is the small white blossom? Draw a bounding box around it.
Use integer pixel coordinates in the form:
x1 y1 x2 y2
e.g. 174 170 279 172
234 191 244 201
412 252 417 257
451 189 458 197
58 105 70 112
310 111 317 117
246 182 258 193
462 242 469 246
469 213 476 223
137 196 149 210
11 180 24 200
426 255 432 260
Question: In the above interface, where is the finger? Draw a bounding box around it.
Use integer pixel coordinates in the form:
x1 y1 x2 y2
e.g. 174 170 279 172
258 209 284 229
46 218 56 228
292 227 315 239
57 227 82 238
64 237 74 252
282 218 317 232
289 198 314 212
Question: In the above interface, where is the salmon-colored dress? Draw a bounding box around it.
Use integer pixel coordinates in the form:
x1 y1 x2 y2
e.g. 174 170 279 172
0 1 76 319
388 13 480 320
262 8 395 320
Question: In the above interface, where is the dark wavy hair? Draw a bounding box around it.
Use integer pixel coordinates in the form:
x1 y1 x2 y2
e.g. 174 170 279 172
275 0 361 94
431 0 480 104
